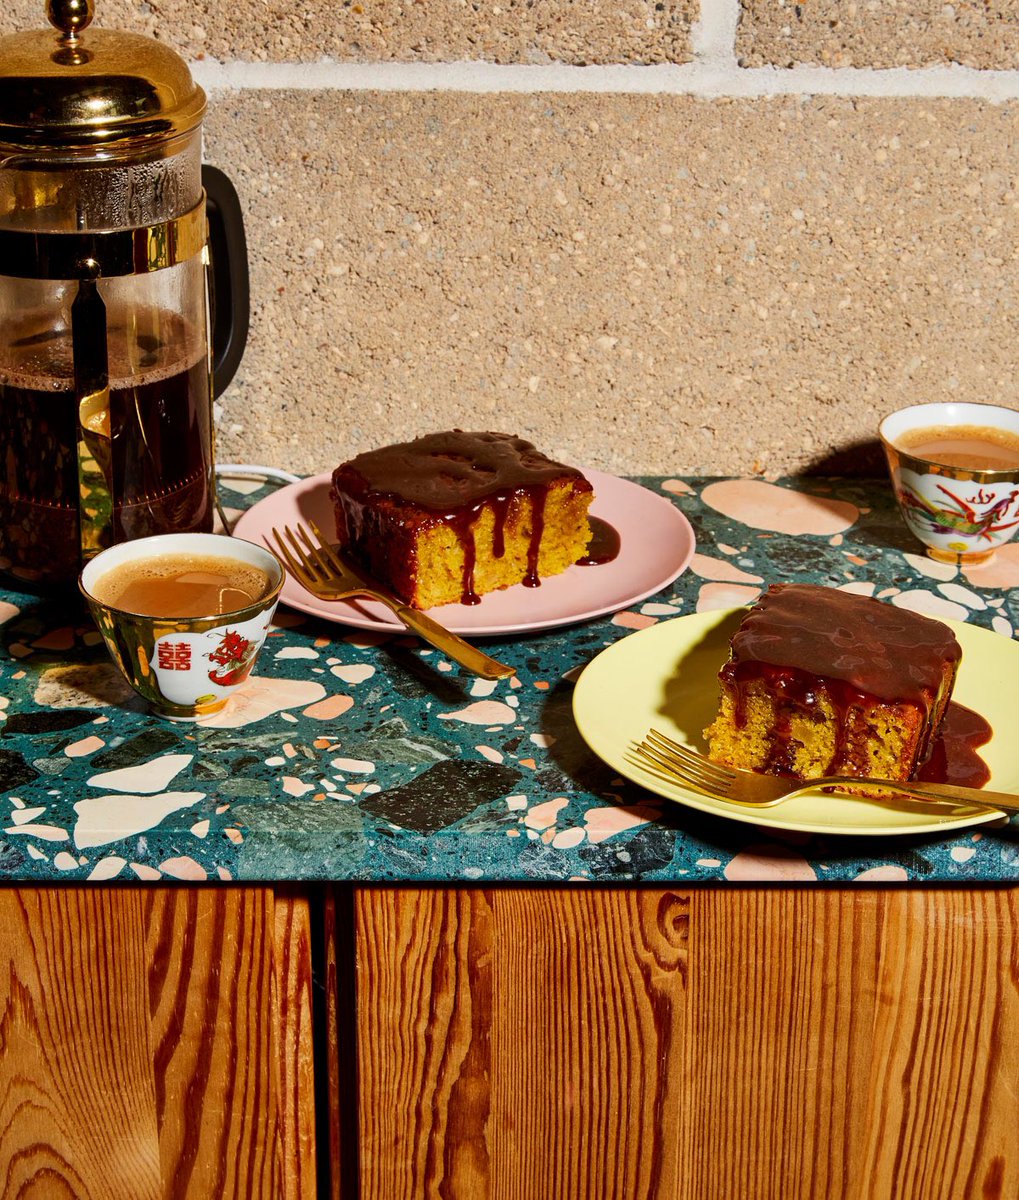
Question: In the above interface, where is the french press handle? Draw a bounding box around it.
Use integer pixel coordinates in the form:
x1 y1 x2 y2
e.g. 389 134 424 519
202 164 250 398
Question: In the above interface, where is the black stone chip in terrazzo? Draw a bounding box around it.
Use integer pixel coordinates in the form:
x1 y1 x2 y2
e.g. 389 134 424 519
579 821 677 878
0 841 25 871
360 760 523 834
0 750 38 790
2 709 96 736
89 727 183 770
379 644 473 703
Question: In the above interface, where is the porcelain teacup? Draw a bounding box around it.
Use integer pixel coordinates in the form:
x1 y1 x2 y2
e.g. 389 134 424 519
879 401 1019 565
80 532 283 720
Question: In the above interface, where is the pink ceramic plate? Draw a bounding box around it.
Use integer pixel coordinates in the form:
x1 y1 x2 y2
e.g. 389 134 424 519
232 468 695 635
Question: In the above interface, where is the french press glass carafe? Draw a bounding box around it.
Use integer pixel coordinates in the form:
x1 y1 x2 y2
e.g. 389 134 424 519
0 0 248 590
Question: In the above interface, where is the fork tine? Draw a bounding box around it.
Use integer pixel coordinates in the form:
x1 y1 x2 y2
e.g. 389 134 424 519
306 518 347 572
293 522 336 580
628 743 679 778
631 740 717 787
629 742 728 796
278 524 325 585
286 523 323 578
645 729 736 786
271 526 307 579
630 742 692 778
633 739 701 780
646 727 727 768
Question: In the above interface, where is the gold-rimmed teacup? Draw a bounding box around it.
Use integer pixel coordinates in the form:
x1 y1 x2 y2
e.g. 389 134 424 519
79 532 283 721
879 401 1019 565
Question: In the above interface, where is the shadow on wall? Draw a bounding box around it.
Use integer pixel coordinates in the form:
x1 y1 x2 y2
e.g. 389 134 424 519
804 437 885 477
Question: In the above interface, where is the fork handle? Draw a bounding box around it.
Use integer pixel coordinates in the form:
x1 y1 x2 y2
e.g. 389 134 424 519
385 600 516 680
890 781 1019 815
817 776 1019 815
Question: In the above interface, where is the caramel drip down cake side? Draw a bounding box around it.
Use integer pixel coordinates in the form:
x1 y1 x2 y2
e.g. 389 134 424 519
703 583 961 782
329 431 594 608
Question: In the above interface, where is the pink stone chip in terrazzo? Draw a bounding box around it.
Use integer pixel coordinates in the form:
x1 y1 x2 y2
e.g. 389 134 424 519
438 700 516 725
695 582 761 611
330 663 376 684
32 627 75 651
552 827 585 850
331 756 373 773
723 846 818 881
303 694 354 720
88 857 127 881
963 542 1019 590
890 590 968 623
88 754 193 794
703 480 859 535
64 735 105 758
73 791 205 849
283 776 316 796
197 677 328 726
853 865 909 882
689 552 763 584
159 856 208 880
612 611 658 630
5 823 68 842
583 803 658 844
524 797 569 830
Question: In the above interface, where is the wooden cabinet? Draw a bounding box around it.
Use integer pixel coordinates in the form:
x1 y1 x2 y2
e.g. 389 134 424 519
350 887 1019 1200
1 885 1016 1199
0 886 316 1200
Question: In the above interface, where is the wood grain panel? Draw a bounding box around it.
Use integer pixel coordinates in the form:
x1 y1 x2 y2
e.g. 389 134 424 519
0 888 161 1200
352 886 1018 1200
0 886 318 1200
272 886 318 1200
853 889 1017 1200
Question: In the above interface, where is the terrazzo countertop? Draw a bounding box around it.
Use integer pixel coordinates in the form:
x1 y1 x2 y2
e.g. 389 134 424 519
1 474 1017 886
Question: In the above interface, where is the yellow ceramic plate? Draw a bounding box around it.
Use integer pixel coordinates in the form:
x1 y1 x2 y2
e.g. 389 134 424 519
573 607 1015 836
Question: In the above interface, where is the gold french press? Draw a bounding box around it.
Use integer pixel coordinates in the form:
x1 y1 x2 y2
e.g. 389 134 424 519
0 0 248 589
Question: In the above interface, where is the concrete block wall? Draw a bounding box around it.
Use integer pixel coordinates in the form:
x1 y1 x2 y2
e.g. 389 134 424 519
4 1 1018 477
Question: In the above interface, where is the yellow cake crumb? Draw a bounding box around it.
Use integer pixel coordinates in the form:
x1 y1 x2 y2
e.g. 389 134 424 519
702 584 960 785
412 481 593 609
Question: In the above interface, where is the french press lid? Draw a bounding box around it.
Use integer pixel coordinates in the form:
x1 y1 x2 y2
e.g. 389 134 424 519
0 0 206 158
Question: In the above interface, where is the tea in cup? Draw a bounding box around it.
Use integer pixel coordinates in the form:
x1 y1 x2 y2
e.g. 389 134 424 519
879 401 1019 565
80 533 283 720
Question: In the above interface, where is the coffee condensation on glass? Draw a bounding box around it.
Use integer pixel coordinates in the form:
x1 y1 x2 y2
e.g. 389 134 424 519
0 257 214 589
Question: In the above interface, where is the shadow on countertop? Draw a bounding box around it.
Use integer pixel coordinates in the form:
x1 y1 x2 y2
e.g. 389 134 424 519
803 438 886 477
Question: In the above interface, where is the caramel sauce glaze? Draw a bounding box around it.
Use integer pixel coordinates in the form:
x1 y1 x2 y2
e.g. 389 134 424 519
722 583 969 778
577 517 621 566
918 702 992 788
331 431 595 605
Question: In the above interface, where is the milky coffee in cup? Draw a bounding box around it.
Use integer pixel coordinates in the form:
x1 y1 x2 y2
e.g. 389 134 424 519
80 533 283 720
893 424 1019 472
89 551 271 618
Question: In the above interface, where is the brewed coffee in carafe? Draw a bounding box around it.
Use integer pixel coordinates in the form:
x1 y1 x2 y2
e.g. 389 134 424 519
0 0 247 589
0 271 213 586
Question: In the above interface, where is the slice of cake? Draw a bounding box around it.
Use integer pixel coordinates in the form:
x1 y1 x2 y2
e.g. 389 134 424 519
703 583 961 781
329 431 594 608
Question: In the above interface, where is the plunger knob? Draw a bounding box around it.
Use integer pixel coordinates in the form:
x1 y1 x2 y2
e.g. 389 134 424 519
47 0 95 39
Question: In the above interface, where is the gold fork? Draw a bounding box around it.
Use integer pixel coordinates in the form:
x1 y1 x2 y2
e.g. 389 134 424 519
630 728 1019 817
270 520 516 680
